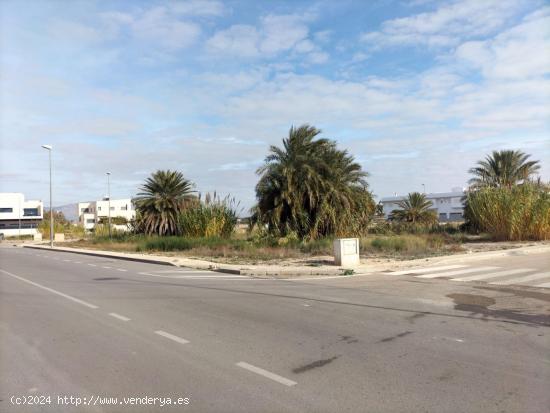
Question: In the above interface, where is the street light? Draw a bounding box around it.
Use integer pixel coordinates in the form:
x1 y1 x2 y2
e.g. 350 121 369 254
41 144 53 247
106 172 111 239
422 183 426 194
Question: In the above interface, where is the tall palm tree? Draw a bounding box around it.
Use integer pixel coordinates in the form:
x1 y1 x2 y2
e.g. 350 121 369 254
468 150 540 188
253 124 374 239
134 170 195 236
391 192 437 224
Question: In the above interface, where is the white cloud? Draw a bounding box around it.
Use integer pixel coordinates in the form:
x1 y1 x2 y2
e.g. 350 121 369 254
130 7 201 50
361 0 526 49
206 24 260 57
170 0 226 16
455 7 550 79
206 12 328 61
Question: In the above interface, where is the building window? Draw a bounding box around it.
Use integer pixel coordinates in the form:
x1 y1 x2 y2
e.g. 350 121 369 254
86 219 95 224
110 206 115 211
23 208 39 216
0 208 13 213
449 212 463 220
439 213 448 220
98 207 101 211
121 205 128 211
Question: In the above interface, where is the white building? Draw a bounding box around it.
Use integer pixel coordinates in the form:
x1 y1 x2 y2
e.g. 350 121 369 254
380 188 466 222
77 198 135 231
0 193 43 238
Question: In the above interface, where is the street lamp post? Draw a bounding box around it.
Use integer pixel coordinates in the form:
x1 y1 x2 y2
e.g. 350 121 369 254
422 183 426 194
41 145 53 247
107 172 111 239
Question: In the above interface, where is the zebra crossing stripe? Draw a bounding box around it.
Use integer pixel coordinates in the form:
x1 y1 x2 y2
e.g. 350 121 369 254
415 266 500 279
451 268 534 282
388 265 468 276
490 272 550 286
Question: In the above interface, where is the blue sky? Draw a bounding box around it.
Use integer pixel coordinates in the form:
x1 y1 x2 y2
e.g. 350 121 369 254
1 0 549 209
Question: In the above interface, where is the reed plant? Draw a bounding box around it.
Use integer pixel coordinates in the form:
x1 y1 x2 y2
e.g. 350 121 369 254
464 183 550 240
177 193 239 238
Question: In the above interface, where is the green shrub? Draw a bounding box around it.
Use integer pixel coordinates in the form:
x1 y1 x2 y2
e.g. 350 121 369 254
464 183 550 241
178 194 239 238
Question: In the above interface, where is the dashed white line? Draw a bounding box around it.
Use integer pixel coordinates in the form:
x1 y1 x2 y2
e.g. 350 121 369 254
534 282 550 288
88 264 97 267
0 269 99 309
154 330 190 344
74 261 82 264
109 312 131 321
116 268 127 272
102 266 112 269
236 362 297 386
63 259 71 262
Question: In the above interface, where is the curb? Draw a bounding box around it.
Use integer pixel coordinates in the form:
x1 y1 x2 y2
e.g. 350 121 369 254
22 245 178 267
21 245 350 277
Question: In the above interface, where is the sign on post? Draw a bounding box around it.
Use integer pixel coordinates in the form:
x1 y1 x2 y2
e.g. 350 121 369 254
333 238 360 267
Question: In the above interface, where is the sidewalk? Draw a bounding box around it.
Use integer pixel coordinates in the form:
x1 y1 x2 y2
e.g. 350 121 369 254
22 243 550 278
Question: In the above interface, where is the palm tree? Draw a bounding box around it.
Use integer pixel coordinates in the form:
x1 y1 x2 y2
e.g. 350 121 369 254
391 192 437 224
253 124 374 239
468 150 540 188
134 170 195 236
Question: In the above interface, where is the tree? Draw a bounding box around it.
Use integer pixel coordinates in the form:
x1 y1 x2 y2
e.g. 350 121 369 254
468 150 540 189
391 192 437 224
133 170 195 236
253 124 375 239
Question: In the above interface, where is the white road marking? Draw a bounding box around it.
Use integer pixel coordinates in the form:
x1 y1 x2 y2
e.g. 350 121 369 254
88 264 97 267
109 312 131 321
116 268 127 272
138 271 246 279
63 260 71 262
389 265 468 276
489 272 550 285
74 261 82 264
236 362 297 386
102 266 112 269
0 269 99 309
416 266 500 279
451 268 534 282
534 282 550 288
154 330 189 344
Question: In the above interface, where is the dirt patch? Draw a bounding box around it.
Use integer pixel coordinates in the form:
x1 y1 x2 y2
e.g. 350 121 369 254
447 293 496 309
292 356 340 374
474 286 550 303
447 293 550 326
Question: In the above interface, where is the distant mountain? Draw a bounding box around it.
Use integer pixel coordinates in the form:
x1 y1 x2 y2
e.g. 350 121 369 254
47 204 78 222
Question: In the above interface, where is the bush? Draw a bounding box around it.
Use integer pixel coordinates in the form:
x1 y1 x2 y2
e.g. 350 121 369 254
464 183 550 241
178 194 239 238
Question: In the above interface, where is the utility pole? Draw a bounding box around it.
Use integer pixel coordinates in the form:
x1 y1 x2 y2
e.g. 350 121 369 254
107 172 111 239
41 145 53 247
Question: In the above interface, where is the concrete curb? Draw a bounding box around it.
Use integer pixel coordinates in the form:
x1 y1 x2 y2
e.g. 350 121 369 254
22 245 178 267
21 245 349 277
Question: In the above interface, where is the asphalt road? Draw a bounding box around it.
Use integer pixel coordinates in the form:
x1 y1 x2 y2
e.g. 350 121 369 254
1 246 549 412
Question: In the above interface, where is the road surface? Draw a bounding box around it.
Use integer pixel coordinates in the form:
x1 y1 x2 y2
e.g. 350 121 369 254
1 246 549 412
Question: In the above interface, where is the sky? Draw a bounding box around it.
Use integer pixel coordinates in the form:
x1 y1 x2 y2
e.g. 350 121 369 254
1 0 549 211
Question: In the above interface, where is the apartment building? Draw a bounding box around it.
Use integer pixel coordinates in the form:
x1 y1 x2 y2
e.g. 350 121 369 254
77 198 135 231
380 188 466 222
0 193 43 238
